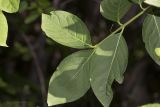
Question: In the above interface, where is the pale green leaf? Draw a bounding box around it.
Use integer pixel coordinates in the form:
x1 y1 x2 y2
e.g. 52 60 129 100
42 11 92 49
0 0 20 13
0 11 8 47
142 14 160 65
48 50 92 106
141 103 160 107
90 33 128 107
100 0 131 23
144 0 160 8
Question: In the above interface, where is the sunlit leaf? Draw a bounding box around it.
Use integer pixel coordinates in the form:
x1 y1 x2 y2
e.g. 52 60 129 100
155 48 160 57
42 11 92 49
0 0 20 13
144 0 160 8
0 11 8 47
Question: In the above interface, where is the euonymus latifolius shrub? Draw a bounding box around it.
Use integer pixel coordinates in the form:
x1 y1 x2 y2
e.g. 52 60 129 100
1 0 160 107
41 0 160 107
0 0 20 47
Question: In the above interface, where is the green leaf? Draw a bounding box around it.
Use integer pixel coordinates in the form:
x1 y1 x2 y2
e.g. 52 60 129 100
0 0 20 13
144 0 160 8
90 33 128 107
142 14 160 65
37 0 50 9
131 0 144 5
48 50 92 106
100 0 131 23
0 11 8 47
25 11 40 24
19 1 29 13
141 103 160 107
42 11 92 49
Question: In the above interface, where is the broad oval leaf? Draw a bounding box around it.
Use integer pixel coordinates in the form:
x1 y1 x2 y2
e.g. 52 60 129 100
143 14 160 65
0 11 8 47
42 11 92 49
144 0 160 8
100 0 131 23
0 0 20 13
90 33 128 107
48 50 92 106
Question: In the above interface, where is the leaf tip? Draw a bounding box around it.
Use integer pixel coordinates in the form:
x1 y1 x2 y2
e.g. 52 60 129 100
47 92 67 106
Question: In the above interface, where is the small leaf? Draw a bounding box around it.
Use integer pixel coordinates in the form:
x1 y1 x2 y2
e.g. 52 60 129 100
141 103 160 107
90 33 128 107
19 1 29 13
0 0 20 13
37 0 50 9
144 0 160 8
0 11 8 47
142 14 160 65
42 11 92 49
48 50 92 106
100 0 131 23
25 11 40 24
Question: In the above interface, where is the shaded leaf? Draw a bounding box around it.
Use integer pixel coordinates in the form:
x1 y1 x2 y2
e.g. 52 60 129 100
0 11 8 47
25 11 40 24
90 33 128 107
143 14 160 65
48 50 92 106
131 0 144 5
100 0 131 23
42 11 92 49
19 1 29 13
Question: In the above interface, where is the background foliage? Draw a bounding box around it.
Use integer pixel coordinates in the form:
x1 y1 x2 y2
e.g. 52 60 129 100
1 0 160 107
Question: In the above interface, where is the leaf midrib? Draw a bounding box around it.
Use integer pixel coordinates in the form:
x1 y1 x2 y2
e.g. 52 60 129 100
54 12 92 48
105 31 123 85
153 15 160 38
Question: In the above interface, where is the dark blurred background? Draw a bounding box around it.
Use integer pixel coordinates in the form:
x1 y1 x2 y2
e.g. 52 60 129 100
0 0 160 107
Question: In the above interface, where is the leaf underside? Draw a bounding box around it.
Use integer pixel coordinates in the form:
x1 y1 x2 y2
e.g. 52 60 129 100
90 33 128 107
144 0 160 8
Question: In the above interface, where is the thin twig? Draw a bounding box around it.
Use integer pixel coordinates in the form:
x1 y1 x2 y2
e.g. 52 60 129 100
22 34 47 107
